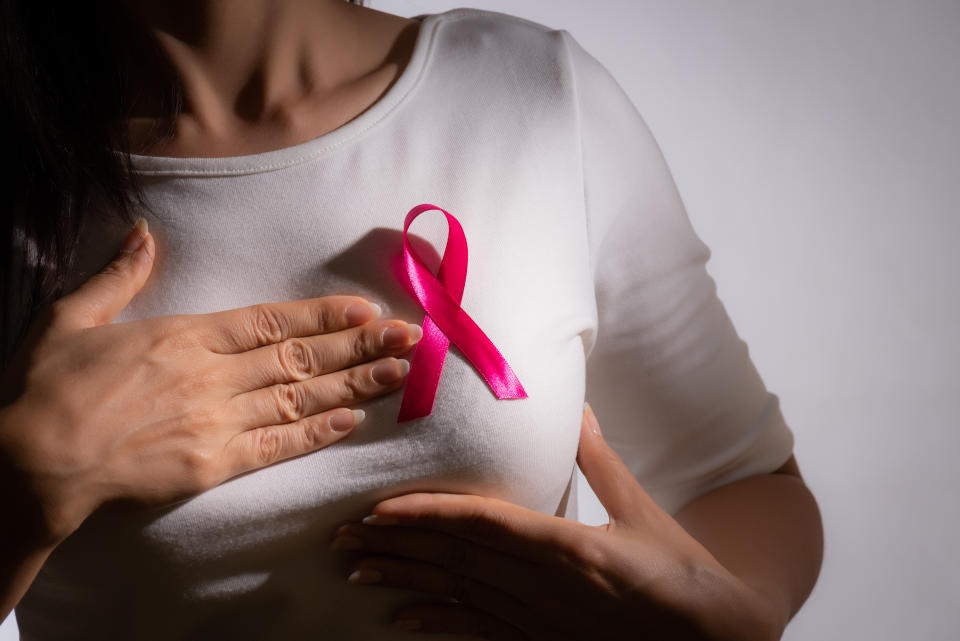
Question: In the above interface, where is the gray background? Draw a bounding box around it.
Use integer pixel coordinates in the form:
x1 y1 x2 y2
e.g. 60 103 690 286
4 1 958 638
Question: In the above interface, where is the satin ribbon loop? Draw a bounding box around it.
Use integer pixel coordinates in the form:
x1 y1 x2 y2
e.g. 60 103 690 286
397 204 527 422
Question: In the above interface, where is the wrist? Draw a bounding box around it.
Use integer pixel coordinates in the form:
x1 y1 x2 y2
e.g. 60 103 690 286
0 401 83 549
686 561 785 641
729 580 785 641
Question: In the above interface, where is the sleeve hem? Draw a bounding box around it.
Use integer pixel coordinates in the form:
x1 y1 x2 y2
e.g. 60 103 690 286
649 396 797 515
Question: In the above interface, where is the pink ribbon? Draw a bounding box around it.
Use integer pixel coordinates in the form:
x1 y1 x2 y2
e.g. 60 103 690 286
397 204 527 422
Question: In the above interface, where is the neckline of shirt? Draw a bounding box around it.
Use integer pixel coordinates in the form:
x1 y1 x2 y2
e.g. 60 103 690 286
123 9 457 178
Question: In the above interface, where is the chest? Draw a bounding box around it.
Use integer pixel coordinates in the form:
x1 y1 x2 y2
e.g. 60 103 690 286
62 161 596 572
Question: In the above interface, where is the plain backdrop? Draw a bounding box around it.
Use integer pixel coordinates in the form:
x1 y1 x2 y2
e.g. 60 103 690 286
4 1 958 639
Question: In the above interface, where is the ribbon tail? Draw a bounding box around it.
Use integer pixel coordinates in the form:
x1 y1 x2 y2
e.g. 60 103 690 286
410 277 527 400
397 315 449 422
439 305 528 401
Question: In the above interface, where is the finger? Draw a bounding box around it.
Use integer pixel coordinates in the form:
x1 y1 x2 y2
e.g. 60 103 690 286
390 602 529 641
347 556 538 639
223 356 410 431
363 493 583 565
331 521 543 600
50 218 155 330
577 402 655 530
221 319 421 392
196 295 383 354
221 407 364 477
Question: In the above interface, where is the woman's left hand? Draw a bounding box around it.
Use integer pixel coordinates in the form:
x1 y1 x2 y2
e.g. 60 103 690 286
330 403 778 641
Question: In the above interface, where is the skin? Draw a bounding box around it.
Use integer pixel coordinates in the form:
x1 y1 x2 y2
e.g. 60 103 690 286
117 0 420 157
1 0 825 636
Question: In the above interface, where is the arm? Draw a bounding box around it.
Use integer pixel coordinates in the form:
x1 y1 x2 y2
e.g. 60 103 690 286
564 27 817 636
0 406 61 624
0 536 57 624
674 454 823 634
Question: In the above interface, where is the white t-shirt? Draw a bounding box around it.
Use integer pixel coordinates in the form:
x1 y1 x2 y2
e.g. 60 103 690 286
16 8 794 640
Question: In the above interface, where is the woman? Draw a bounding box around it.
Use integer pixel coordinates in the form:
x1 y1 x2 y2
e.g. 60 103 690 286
0 0 823 639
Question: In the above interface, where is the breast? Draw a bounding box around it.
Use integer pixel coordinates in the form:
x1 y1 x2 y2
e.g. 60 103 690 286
21 176 594 639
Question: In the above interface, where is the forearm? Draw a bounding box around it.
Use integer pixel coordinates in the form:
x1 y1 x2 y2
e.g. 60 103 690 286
0 540 56 624
0 454 56 623
0 405 62 623
672 459 824 637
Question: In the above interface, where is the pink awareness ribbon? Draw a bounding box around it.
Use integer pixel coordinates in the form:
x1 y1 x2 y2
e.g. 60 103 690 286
397 204 528 422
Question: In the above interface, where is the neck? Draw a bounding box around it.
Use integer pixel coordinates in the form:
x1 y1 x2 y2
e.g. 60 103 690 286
116 0 401 136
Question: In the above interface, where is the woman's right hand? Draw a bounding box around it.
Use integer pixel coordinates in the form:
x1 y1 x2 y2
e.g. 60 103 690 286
0 220 422 549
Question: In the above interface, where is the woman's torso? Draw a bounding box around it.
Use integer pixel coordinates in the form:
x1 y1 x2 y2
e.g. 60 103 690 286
16 10 596 639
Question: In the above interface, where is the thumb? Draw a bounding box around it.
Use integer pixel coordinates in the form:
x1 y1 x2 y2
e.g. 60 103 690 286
576 401 655 530
52 218 155 330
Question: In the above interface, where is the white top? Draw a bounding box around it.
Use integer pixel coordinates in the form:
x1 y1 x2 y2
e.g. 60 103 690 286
16 8 794 640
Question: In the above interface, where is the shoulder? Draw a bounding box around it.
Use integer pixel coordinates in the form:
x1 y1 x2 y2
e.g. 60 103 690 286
423 8 565 44
418 9 628 110
420 8 582 77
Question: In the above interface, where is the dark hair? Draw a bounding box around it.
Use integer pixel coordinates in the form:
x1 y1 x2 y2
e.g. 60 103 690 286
0 0 365 371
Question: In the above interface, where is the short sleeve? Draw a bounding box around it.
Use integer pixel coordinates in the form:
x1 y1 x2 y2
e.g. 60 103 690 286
561 32 795 515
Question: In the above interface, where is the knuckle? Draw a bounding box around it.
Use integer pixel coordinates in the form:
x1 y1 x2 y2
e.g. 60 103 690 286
300 416 332 450
254 427 285 465
276 338 314 380
348 330 371 363
250 304 286 345
180 448 218 491
99 258 128 280
338 372 366 403
272 383 304 422
313 299 340 334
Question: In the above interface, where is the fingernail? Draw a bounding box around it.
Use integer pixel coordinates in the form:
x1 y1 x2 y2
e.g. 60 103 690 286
391 619 422 631
330 409 364 432
362 514 398 526
347 568 382 584
121 218 149 253
371 359 407 385
406 323 423 342
583 401 601 436
383 323 422 348
329 535 364 551
345 301 380 325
